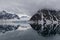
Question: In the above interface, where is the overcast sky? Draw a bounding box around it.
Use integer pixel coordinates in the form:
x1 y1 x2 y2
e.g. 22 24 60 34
0 0 60 17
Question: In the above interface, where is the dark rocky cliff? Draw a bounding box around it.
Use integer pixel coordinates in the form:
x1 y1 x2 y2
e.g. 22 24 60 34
30 9 60 21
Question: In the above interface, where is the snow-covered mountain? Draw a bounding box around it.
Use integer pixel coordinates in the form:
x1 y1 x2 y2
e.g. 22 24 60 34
0 10 20 19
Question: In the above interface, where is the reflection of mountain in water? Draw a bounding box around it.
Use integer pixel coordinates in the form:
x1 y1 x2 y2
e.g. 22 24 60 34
0 25 20 33
30 23 60 37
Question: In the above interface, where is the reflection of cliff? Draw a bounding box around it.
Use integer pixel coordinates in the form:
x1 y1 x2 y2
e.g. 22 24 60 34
30 9 60 24
30 24 60 37
0 25 20 33
0 11 20 19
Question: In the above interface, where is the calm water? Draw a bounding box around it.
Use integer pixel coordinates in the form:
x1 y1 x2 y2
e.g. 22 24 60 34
0 23 60 40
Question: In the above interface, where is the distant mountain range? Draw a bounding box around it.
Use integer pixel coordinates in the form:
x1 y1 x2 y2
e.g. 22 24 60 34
20 16 30 20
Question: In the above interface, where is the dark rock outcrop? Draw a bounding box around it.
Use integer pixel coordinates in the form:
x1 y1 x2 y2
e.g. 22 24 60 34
30 9 60 22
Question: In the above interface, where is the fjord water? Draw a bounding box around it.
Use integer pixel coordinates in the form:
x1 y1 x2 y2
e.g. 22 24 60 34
0 21 60 40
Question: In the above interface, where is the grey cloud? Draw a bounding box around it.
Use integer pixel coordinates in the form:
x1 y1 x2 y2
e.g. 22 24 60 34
0 0 60 16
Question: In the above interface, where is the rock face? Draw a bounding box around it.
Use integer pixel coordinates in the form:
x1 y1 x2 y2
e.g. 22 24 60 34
0 11 20 19
30 9 60 24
